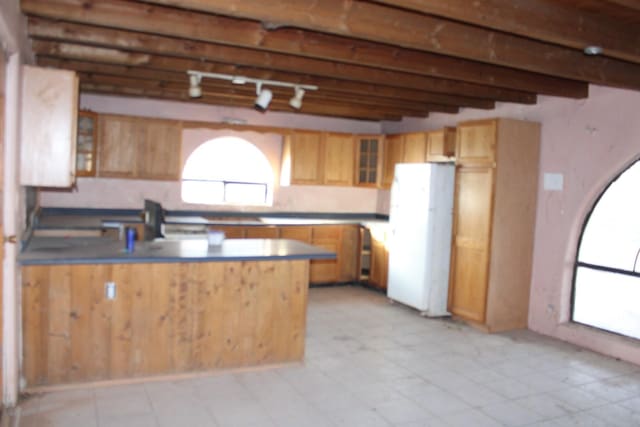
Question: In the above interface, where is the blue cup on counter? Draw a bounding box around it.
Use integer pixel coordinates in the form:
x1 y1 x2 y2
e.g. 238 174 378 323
125 227 136 252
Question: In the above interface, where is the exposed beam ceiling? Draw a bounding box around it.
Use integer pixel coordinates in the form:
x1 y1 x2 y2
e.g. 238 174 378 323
19 0 640 121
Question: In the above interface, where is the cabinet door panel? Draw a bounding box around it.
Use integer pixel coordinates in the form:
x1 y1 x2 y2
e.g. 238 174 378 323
449 246 489 322
20 66 79 187
97 115 140 178
381 134 404 188
76 111 98 177
324 133 355 186
426 128 456 162
310 226 341 283
245 227 279 238
310 240 339 283
279 226 312 243
290 132 323 184
355 135 382 187
339 225 360 281
402 132 427 163
209 225 246 238
449 167 494 323
138 119 182 180
456 120 496 165
369 236 388 290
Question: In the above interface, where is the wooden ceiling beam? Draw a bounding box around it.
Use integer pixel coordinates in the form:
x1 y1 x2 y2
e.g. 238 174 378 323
74 71 439 117
32 39 509 108
70 66 454 114
604 0 640 11
370 0 640 64
130 0 640 89
37 54 491 110
78 80 414 121
22 1 566 101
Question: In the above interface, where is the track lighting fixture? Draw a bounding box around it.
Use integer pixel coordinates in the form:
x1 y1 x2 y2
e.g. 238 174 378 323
254 82 273 111
188 74 202 98
186 70 318 111
289 86 305 110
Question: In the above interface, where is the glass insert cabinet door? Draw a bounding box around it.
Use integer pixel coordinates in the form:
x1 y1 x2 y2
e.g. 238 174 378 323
76 110 98 177
357 136 381 186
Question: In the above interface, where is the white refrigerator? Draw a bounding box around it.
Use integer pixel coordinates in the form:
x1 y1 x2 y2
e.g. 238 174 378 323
387 163 455 316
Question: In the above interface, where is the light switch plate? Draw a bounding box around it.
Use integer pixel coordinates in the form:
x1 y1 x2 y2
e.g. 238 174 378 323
543 173 564 191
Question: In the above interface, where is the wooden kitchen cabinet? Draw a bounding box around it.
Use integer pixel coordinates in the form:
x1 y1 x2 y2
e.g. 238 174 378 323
286 131 324 185
20 65 79 187
402 132 428 163
448 118 540 332
355 135 383 187
310 226 341 283
426 127 456 162
245 226 279 238
309 225 360 284
381 134 405 188
208 225 246 238
76 110 98 177
137 118 182 180
279 226 312 243
323 133 355 186
364 224 390 291
98 114 182 180
97 115 140 178
284 131 355 186
455 120 496 165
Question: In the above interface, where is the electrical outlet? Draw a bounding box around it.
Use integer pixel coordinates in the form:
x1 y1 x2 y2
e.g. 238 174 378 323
105 282 116 300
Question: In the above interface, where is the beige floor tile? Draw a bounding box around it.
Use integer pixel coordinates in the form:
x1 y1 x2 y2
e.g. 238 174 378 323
13 286 640 427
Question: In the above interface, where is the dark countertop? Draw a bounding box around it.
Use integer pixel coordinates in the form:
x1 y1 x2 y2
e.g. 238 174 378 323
36 213 388 230
19 237 336 266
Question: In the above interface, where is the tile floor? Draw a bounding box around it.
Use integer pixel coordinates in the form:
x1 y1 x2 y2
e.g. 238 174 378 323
11 285 640 427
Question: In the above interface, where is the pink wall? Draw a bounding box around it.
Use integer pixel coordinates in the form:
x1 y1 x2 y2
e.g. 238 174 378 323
40 95 382 213
384 86 640 365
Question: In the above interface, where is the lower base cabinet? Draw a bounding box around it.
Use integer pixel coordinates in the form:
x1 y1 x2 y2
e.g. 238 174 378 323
367 225 390 291
207 224 360 284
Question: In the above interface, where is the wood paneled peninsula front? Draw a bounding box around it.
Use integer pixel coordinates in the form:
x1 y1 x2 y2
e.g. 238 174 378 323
19 237 334 388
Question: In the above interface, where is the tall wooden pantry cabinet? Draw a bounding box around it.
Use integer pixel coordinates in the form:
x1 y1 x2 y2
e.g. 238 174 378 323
448 118 540 332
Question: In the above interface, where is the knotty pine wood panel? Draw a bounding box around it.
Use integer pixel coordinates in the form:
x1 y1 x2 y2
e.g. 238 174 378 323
22 260 309 386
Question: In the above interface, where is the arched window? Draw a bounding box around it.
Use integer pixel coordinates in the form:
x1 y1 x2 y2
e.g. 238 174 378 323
181 136 274 206
573 159 640 339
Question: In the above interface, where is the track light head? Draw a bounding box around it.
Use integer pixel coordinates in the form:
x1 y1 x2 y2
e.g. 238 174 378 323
289 86 305 110
254 82 273 111
188 74 202 98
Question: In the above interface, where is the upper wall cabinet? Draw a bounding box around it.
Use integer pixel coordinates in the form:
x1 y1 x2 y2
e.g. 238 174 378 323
284 131 355 186
323 133 355 186
286 131 324 185
355 135 383 187
381 134 404 189
20 66 79 187
426 127 456 162
402 132 428 163
97 114 182 180
76 110 98 177
456 121 496 165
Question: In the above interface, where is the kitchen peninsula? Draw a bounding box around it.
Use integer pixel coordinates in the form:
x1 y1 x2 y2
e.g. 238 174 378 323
19 237 334 388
